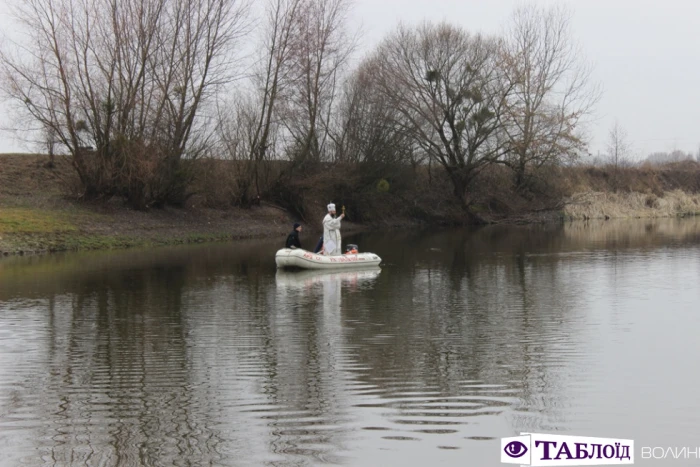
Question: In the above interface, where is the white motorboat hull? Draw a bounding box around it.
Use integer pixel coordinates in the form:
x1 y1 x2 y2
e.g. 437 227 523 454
275 248 381 270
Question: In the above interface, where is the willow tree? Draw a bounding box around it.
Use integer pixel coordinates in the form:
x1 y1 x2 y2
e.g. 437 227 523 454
0 0 249 208
372 23 512 206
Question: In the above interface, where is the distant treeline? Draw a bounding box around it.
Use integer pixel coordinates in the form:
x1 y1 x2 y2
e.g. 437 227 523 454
589 149 700 167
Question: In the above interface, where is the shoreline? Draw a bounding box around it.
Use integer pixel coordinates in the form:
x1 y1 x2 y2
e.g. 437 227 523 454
0 204 380 257
3 204 698 257
3 153 700 257
562 190 700 221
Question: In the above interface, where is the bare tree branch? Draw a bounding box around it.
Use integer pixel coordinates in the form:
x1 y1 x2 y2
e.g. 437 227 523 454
371 22 511 205
1 0 251 208
500 4 601 188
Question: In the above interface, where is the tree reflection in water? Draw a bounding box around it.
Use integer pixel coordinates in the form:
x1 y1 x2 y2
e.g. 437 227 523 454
2 218 700 465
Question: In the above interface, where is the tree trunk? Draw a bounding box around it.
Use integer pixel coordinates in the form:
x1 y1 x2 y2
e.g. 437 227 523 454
515 157 527 189
448 168 471 207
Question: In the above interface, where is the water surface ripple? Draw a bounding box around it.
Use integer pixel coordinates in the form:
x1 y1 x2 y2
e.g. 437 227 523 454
1 219 700 465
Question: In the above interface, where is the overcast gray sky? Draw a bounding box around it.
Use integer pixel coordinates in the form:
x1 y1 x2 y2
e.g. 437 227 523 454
1 0 699 159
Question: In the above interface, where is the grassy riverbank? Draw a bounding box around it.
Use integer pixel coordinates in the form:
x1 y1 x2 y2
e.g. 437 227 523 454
2 153 700 255
0 202 297 255
0 154 305 255
560 163 700 220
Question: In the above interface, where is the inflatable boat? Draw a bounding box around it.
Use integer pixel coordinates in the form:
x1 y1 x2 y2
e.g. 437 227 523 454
275 248 381 270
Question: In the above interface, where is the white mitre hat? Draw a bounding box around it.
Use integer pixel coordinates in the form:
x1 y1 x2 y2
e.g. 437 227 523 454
327 203 336 211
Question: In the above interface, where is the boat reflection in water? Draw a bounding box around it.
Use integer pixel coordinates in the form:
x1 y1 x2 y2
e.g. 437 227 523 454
276 267 381 313
275 267 381 289
269 267 382 464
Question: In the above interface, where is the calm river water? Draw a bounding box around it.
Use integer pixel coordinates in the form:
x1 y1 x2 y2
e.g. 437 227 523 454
1 218 700 466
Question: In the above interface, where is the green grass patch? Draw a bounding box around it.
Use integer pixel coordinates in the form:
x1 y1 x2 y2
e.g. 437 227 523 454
469 204 487 214
0 208 76 234
0 232 149 253
58 234 140 250
0 229 239 255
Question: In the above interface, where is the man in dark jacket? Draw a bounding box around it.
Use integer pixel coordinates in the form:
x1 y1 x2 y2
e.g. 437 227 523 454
285 222 303 249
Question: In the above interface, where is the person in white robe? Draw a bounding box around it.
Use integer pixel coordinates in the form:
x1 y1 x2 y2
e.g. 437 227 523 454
322 203 344 256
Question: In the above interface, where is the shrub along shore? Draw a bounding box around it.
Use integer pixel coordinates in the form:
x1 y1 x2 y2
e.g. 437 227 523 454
1 154 700 256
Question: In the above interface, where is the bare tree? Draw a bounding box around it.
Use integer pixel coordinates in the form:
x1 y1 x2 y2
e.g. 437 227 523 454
43 125 60 168
1 0 250 208
222 0 303 204
215 93 260 205
501 4 600 189
371 22 511 206
606 120 631 190
282 0 355 165
329 57 413 169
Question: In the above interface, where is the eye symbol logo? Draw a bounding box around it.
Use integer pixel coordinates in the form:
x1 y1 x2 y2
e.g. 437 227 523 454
504 441 528 458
